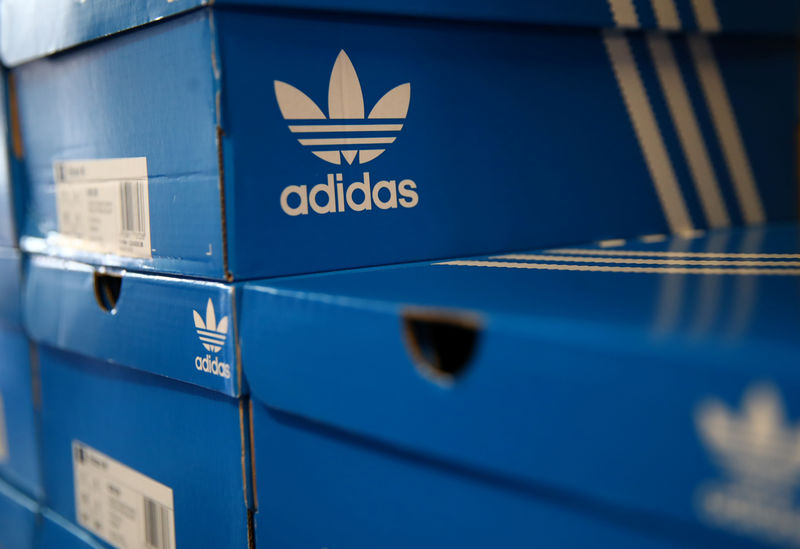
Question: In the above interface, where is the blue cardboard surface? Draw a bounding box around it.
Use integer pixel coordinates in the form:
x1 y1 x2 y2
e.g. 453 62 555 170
252 405 772 549
24 255 241 397
0 329 41 500
39 510 105 549
3 0 800 66
0 247 41 500
0 477 38 549
11 7 798 279
37 346 251 549
0 247 22 329
241 223 800 548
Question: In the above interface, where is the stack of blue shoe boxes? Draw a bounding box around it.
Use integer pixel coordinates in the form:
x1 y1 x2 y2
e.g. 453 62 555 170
1 0 799 547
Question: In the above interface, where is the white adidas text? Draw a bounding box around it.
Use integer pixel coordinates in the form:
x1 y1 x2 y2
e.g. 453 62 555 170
194 354 232 379
281 172 418 216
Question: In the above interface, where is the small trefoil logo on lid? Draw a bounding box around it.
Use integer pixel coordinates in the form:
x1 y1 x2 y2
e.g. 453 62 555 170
192 299 231 379
695 383 800 546
274 50 418 216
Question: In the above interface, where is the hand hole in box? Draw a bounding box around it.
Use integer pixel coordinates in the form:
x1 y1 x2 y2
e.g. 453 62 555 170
93 272 123 313
402 309 481 387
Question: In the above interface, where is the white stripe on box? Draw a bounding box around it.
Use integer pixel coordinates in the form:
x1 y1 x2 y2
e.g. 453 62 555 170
493 254 800 268
727 227 765 336
541 249 800 259
435 259 800 276
688 36 765 224
652 236 691 334
608 0 640 27
651 0 681 30
690 0 722 32
646 34 730 227
690 230 729 335
603 31 694 233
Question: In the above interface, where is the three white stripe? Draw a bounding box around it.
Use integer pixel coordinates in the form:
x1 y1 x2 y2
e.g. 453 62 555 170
690 0 722 32
606 0 765 230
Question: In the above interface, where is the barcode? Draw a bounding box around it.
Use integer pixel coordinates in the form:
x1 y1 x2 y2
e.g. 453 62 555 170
144 498 172 549
120 180 147 235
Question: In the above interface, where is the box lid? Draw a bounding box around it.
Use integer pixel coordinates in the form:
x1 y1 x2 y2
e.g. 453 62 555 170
24 255 242 397
0 247 22 330
241 222 800 546
4 0 800 66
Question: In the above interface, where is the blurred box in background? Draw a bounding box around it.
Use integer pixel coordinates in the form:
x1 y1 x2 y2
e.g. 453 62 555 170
0 247 42 501
3 2 798 279
240 223 800 548
24 256 252 548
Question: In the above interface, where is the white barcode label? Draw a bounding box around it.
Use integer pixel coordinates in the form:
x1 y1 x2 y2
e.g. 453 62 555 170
54 158 152 259
73 441 176 549
144 498 172 549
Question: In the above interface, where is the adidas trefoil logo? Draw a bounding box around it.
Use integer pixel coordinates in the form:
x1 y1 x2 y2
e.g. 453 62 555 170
274 50 411 166
695 383 800 546
193 299 228 353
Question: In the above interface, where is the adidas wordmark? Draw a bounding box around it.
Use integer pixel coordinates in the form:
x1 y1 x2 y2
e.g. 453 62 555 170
280 172 418 216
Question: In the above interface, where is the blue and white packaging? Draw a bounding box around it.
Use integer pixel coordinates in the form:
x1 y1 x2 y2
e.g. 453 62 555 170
0 476 38 549
24 256 252 549
5 2 799 279
240 223 800 548
0 247 42 499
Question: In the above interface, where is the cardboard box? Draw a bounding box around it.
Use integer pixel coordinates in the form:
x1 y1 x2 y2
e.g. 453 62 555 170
241 223 800 548
0 247 42 499
6 3 798 279
0 476 38 549
24 256 252 549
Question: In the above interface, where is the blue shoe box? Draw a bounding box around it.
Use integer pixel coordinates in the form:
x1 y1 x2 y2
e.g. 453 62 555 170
0 476 38 549
24 256 252 548
0 247 42 500
5 2 799 279
240 223 800 548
